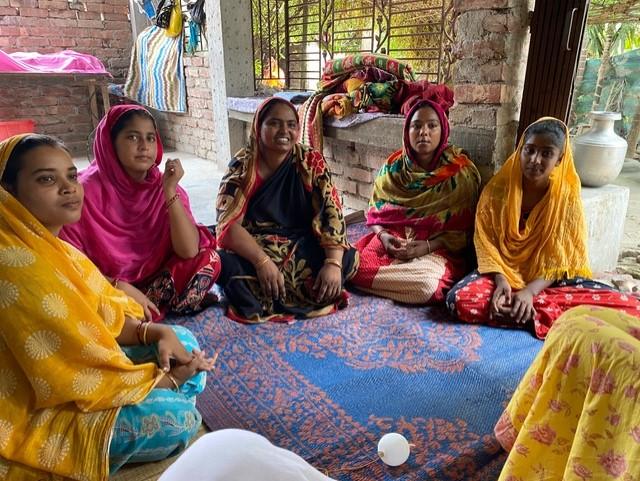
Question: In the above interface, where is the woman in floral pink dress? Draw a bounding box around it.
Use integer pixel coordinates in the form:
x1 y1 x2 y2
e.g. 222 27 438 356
494 305 640 479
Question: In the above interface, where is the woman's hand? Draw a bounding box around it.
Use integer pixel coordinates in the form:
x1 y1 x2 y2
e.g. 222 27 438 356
256 258 285 300
153 325 196 372
509 288 536 325
490 274 512 320
313 263 342 303
401 240 430 260
162 158 185 194
379 232 406 258
169 349 217 385
116 280 160 322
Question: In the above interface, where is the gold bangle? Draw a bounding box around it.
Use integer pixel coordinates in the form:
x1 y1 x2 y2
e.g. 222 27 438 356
142 321 150 346
165 373 180 391
136 321 145 345
166 192 180 208
254 256 270 269
376 229 388 241
324 258 342 269
426 239 431 254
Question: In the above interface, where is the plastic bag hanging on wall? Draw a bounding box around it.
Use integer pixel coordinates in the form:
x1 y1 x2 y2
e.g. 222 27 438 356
133 0 155 19
186 21 200 54
187 0 205 25
155 0 174 28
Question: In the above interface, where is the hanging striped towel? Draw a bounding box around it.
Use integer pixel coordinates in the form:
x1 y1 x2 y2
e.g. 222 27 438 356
124 25 187 112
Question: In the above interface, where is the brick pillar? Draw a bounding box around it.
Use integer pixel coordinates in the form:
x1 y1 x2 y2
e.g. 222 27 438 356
450 0 533 179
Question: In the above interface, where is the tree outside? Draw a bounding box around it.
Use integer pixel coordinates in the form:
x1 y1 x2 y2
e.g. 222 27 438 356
250 0 455 92
570 0 640 159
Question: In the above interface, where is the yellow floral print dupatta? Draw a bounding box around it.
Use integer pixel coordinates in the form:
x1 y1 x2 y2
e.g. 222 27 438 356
0 135 163 480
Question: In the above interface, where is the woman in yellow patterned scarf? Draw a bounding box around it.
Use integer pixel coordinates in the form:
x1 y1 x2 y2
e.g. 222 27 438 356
495 306 640 479
0 134 215 480
350 99 481 304
446 118 640 338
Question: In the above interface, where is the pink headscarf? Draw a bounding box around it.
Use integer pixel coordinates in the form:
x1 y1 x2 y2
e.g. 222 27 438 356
402 99 450 169
61 104 211 283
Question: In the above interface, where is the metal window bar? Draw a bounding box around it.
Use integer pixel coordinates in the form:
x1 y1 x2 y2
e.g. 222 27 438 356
182 1 207 53
251 0 455 91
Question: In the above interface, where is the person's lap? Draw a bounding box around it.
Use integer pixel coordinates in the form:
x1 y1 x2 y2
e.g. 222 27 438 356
109 325 206 473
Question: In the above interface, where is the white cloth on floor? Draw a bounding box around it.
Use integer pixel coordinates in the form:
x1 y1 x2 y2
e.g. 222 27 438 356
158 429 336 481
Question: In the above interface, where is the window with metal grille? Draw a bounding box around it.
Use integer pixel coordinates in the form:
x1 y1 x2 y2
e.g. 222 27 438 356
251 0 455 92
182 1 207 53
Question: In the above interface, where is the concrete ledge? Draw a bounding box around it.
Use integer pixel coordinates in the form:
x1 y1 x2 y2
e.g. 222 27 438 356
229 108 497 181
230 105 627 272
228 109 254 123
582 184 629 274
323 116 403 148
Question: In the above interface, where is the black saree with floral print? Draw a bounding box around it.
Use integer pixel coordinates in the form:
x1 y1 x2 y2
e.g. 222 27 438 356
217 148 358 323
216 99 358 323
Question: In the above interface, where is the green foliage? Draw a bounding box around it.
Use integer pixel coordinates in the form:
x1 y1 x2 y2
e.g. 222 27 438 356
572 48 640 136
250 0 452 89
585 25 606 57
585 22 640 59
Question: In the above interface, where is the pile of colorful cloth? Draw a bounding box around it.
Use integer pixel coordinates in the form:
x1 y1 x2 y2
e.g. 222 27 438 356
299 53 454 150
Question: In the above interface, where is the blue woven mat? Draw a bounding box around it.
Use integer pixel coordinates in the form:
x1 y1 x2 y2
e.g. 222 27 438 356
170 293 541 480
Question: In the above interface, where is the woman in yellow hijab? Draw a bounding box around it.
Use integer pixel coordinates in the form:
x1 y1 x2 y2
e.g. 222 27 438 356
446 118 640 339
0 134 215 479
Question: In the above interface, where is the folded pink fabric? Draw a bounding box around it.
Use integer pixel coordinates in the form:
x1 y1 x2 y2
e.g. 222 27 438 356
0 49 110 75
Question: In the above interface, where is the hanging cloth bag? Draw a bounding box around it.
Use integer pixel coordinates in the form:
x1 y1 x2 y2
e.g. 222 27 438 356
155 0 174 28
165 0 183 37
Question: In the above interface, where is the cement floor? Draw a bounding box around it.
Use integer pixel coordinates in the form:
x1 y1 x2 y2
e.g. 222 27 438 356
615 159 640 251
614 159 640 279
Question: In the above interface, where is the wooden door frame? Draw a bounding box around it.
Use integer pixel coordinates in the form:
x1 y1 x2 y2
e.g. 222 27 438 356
518 0 590 139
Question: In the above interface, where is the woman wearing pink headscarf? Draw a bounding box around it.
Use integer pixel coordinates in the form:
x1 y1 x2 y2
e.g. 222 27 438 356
61 105 220 321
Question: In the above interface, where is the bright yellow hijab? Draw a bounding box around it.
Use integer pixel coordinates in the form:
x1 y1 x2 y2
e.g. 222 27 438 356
474 118 591 289
0 135 163 480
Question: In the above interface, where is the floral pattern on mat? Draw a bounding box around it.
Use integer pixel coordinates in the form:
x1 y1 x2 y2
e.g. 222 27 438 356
263 295 482 373
168 288 541 480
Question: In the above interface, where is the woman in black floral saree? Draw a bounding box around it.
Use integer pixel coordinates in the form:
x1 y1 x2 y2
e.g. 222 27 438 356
215 97 359 323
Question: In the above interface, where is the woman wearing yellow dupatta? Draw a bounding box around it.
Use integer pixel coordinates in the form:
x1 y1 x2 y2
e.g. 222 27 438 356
494 306 640 479
0 134 215 480
446 118 640 338
351 99 481 304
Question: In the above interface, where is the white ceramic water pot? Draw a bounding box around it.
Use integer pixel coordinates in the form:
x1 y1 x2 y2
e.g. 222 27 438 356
572 111 628 187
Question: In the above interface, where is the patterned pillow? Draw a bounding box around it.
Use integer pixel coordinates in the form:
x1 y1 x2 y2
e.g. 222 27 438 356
322 53 416 82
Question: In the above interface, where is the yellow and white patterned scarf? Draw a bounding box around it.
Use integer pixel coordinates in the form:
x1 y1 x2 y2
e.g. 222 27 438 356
0 135 163 480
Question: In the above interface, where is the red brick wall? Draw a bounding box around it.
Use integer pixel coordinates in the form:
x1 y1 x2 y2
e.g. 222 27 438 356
324 138 392 211
0 0 132 79
0 0 133 154
158 52 217 161
0 78 97 155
